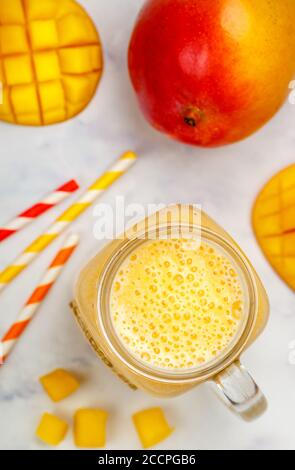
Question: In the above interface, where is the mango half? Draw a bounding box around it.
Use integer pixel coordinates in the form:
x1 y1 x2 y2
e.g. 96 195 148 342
0 0 103 126
252 164 295 291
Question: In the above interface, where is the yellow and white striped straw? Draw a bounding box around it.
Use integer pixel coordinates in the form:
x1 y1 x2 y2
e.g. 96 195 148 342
0 151 137 292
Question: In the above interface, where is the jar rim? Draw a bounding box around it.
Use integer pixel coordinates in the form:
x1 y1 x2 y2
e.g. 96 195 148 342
97 224 258 384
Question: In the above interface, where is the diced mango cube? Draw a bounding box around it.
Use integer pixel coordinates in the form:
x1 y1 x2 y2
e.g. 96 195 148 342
0 115 14 123
39 81 65 113
17 113 41 126
282 186 295 206
284 233 295 256
40 369 80 402
11 84 39 115
58 14 98 47
56 0 85 18
59 46 101 74
0 25 28 54
0 0 25 24
36 413 68 446
282 206 295 232
30 20 59 50
74 409 108 448
63 75 95 104
4 55 33 86
43 109 67 125
132 407 173 449
66 102 86 117
260 237 281 257
34 51 60 82
26 0 59 20
284 257 295 277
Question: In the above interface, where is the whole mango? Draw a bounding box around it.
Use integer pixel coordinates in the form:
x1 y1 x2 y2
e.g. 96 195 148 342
0 0 103 126
128 0 295 147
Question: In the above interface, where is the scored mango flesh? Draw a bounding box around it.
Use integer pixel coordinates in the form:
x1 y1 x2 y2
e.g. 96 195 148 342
252 164 295 291
0 0 103 126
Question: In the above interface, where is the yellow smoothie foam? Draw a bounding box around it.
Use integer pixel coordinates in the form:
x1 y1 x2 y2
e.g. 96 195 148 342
110 239 245 370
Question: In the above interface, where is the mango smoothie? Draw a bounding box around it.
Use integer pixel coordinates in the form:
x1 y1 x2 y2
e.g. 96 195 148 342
72 206 269 417
110 238 245 371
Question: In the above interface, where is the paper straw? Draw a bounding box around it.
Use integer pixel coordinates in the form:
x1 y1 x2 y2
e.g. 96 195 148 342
0 234 79 364
0 151 137 292
0 180 79 243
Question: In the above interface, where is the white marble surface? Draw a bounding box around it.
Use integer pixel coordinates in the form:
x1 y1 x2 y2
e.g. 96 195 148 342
0 0 295 451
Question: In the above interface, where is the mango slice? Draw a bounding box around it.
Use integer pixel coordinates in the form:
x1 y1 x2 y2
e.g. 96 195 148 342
252 164 295 291
0 0 103 126
132 407 173 449
74 408 108 448
36 413 68 446
40 369 80 402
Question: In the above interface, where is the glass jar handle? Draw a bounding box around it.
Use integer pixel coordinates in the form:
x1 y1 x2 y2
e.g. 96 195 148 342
213 361 267 421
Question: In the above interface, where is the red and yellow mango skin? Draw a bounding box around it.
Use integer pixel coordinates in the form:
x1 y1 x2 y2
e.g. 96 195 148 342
128 0 295 147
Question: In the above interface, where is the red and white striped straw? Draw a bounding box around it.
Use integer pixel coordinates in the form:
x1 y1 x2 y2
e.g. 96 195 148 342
0 233 79 365
0 180 79 243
